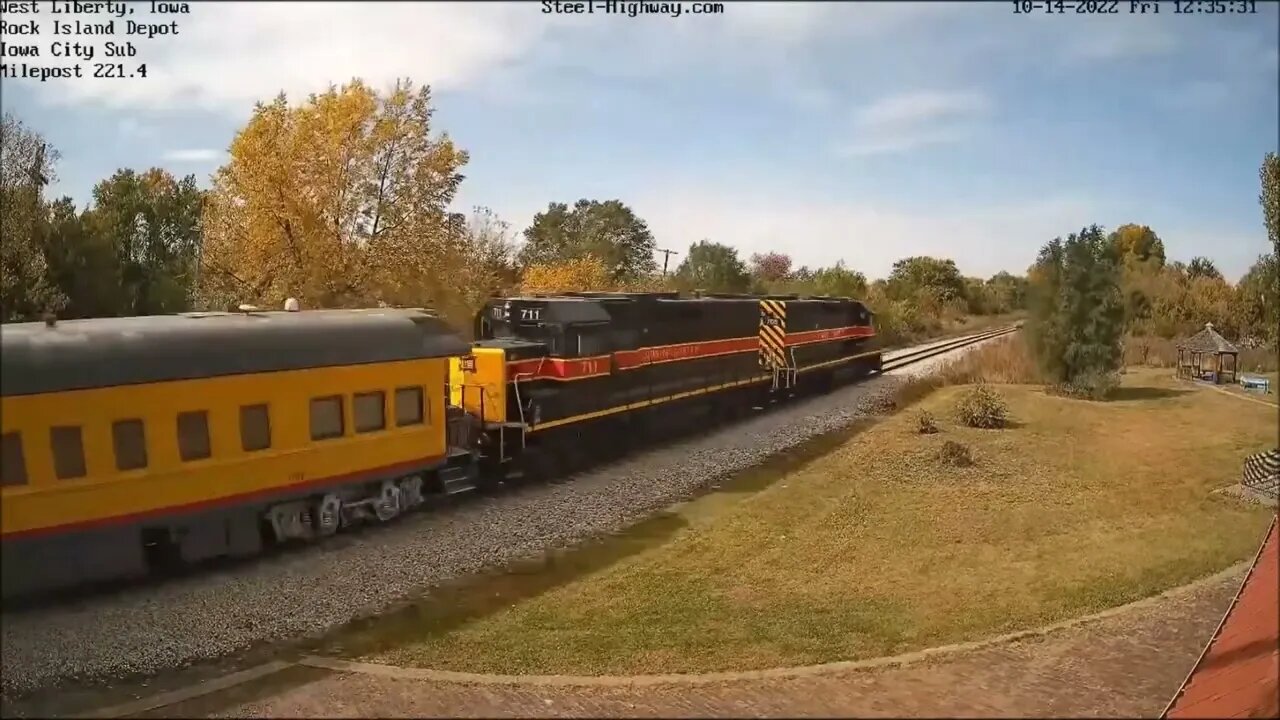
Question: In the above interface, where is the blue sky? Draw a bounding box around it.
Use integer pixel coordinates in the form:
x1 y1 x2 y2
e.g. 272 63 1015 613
2 1 1277 280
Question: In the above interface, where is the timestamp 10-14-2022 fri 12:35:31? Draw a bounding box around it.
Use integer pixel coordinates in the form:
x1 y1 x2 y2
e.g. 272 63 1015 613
1012 1 1256 14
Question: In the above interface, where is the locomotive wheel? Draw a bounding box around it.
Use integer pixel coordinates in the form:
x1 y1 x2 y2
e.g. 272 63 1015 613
373 481 402 523
314 494 343 537
398 476 426 509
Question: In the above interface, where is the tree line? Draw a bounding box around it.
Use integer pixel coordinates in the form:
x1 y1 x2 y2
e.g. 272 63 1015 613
1024 155 1279 397
2 80 1275 358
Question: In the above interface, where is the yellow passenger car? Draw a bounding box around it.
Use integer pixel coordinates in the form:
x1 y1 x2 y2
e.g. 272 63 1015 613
0 307 471 600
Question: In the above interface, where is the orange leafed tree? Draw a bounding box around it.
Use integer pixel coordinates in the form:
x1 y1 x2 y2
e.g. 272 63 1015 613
519 255 675 295
519 256 614 294
197 78 490 324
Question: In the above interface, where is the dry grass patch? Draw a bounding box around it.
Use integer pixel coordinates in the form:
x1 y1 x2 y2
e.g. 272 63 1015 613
364 368 1275 676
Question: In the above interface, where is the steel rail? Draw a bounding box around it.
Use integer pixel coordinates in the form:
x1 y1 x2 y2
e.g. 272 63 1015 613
881 324 1021 373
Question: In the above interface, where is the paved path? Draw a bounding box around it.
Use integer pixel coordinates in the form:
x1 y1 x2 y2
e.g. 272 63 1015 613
1166 518 1278 719
174 569 1244 719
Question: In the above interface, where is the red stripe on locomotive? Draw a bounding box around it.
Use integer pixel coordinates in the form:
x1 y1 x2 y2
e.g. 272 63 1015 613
505 324 875 380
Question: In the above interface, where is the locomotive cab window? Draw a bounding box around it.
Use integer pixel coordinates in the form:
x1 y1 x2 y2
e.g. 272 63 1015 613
240 404 271 452
177 411 212 461
354 391 386 433
112 419 148 471
395 386 425 426
572 325 611 357
310 396 345 440
50 426 87 479
1 431 26 487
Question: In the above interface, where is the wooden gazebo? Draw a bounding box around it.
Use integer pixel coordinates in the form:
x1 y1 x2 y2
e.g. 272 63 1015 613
1176 322 1239 385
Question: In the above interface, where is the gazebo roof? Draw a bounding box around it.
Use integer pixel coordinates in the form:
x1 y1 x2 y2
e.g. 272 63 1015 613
1177 322 1239 354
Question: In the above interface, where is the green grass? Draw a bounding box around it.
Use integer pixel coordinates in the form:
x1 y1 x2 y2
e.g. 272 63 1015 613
360 368 1276 676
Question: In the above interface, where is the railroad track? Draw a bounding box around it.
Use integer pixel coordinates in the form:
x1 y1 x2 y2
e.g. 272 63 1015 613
0 322 1028 707
882 323 1022 373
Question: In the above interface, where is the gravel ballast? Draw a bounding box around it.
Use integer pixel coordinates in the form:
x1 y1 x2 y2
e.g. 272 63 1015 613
0 335 1003 697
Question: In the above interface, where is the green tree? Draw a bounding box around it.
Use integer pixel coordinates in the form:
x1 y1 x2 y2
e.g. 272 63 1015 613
87 168 203 316
808 262 868 299
1186 256 1222 280
40 197 123 318
1238 252 1278 345
673 240 752 293
985 271 1028 313
519 199 657 282
1027 225 1126 395
0 113 66 321
886 256 966 304
1261 152 1279 256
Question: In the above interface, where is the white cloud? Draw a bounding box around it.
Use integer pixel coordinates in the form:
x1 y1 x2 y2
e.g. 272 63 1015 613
856 90 989 128
617 184 1095 280
1060 20 1178 61
161 148 222 162
838 90 991 157
722 1 967 45
25 2 555 113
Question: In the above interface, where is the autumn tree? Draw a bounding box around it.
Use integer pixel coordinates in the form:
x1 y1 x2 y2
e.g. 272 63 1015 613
748 251 793 283
1026 225 1126 397
519 255 614 294
198 79 470 320
518 199 657 282
0 113 65 320
1108 224 1166 270
455 206 519 306
673 240 752 293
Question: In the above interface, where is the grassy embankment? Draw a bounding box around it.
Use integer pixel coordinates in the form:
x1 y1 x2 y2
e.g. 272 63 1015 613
340 335 1275 676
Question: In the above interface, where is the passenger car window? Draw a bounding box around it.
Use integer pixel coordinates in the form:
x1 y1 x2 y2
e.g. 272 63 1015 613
394 386 424 426
50 426 87 479
177 411 212 461
240 404 271 451
354 391 386 433
310 396 345 440
1 432 26 487
112 419 148 471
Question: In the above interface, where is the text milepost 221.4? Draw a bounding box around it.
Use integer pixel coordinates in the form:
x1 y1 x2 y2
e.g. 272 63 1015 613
0 1 192 82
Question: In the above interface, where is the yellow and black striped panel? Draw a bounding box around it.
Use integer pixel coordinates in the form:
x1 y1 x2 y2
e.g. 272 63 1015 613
758 300 787 368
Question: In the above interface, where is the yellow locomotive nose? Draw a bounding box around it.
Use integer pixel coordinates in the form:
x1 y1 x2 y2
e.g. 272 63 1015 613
450 348 509 425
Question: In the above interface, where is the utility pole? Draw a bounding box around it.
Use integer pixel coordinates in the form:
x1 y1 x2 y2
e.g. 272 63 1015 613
657 247 678 276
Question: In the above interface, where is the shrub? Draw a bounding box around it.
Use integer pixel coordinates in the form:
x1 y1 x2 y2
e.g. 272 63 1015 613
954 383 1009 428
938 440 973 467
1054 370 1120 400
937 334 1041 385
915 410 939 434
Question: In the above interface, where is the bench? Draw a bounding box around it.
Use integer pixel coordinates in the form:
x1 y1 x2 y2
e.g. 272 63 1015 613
1240 375 1272 394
